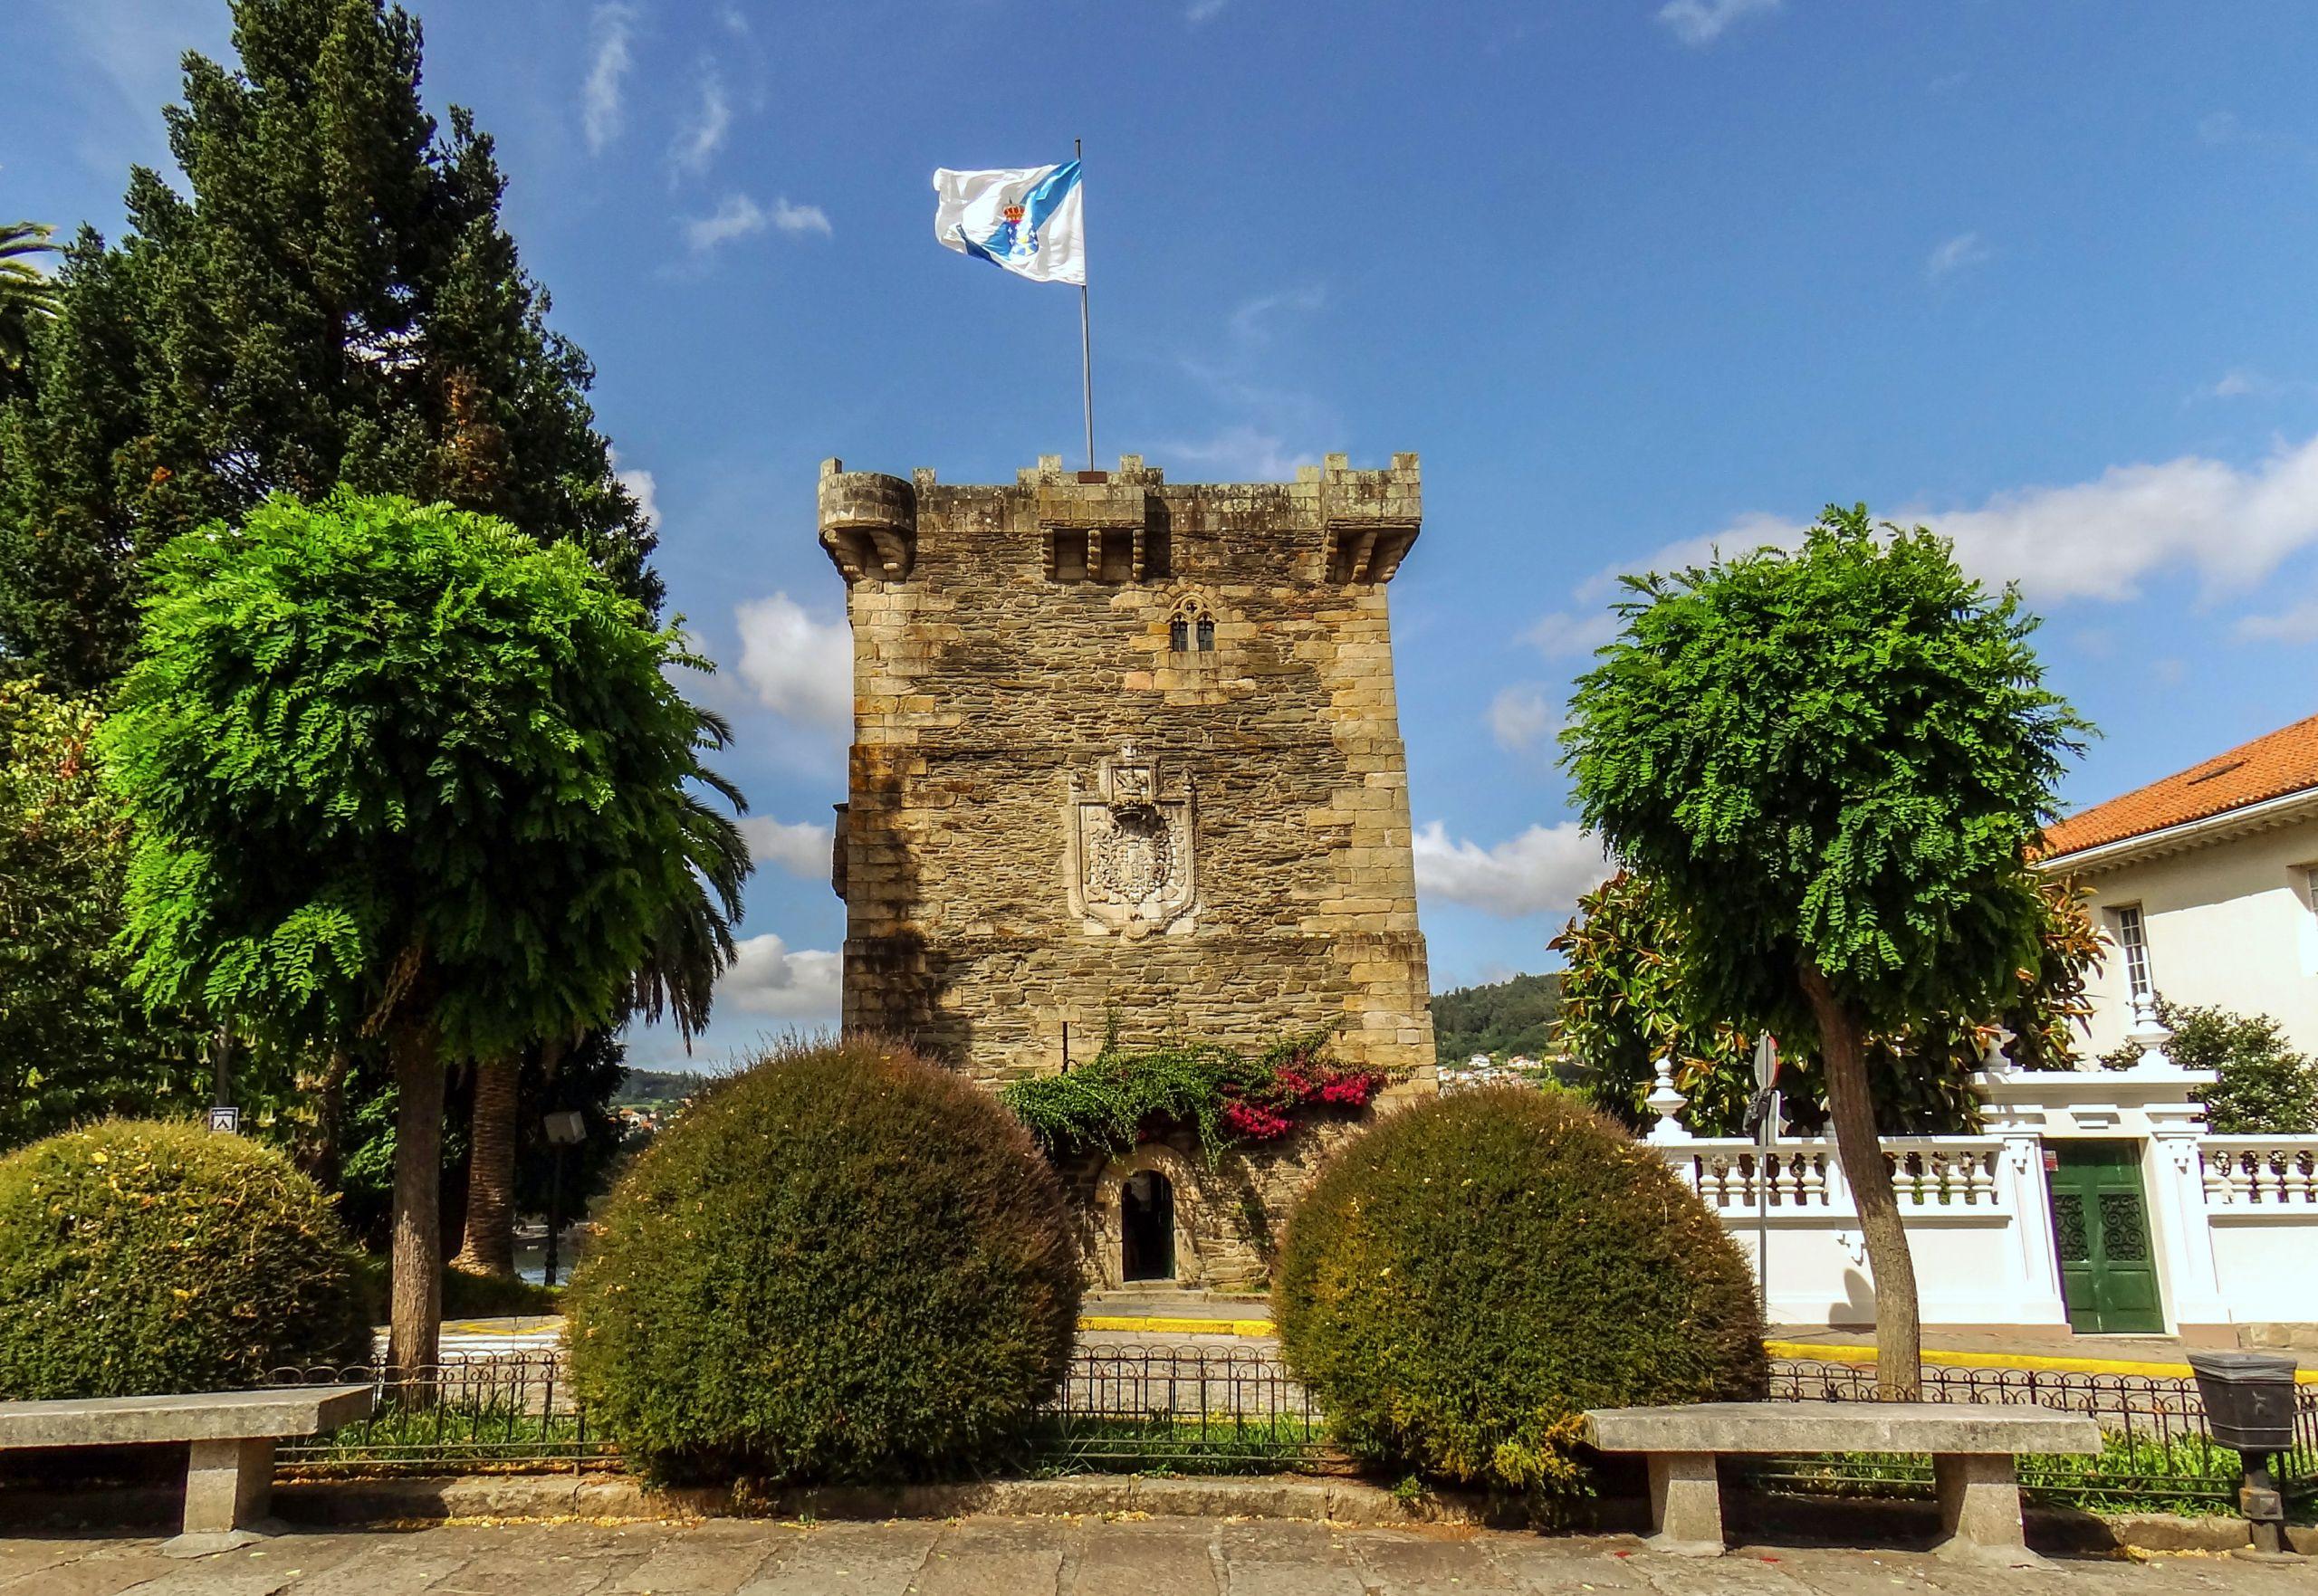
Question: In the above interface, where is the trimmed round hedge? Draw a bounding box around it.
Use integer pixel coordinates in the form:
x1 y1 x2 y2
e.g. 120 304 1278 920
0 1120 368 1399
565 1038 1082 1483
1275 1086 1767 1496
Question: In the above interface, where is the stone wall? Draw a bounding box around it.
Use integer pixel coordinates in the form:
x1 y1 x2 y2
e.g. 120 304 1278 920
821 452 1436 1091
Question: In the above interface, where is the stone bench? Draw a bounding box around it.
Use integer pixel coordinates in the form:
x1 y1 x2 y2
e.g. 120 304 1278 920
0 1383 373 1553
1582 1400 2102 1565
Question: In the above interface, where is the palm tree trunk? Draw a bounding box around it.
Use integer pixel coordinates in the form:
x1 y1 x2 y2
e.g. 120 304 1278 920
388 1022 445 1383
1800 962 1922 1399
453 1056 520 1277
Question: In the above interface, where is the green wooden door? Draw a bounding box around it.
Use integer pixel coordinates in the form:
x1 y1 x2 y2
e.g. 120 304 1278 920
2046 1142 2164 1333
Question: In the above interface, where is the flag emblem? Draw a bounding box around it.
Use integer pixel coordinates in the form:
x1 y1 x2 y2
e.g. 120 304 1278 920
933 161 1086 286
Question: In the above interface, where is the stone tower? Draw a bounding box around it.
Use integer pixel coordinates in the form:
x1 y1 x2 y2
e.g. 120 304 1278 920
819 452 1435 1094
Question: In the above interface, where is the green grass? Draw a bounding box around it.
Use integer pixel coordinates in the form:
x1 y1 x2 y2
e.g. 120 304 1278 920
1751 1429 2264 1517
1025 1413 1331 1476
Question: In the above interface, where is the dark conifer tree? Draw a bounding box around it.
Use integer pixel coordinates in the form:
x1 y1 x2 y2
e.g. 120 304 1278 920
0 0 656 691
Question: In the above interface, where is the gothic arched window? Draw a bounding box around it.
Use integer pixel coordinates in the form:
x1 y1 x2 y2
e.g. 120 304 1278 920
1169 597 1217 654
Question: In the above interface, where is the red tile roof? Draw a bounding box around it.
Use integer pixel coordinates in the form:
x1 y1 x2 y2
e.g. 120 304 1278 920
2044 712 2318 859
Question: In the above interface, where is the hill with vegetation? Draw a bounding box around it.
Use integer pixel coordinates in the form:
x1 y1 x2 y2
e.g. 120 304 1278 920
1432 971 1562 1064
614 1069 714 1108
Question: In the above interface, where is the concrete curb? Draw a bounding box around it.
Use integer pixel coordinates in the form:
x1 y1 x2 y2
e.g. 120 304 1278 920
273 1472 1493 1529
267 1473 2316 1555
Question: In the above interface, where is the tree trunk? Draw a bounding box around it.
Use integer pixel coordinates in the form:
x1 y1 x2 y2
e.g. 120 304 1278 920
388 1025 445 1382
452 1056 520 1277
306 1046 351 1192
1799 962 1923 1399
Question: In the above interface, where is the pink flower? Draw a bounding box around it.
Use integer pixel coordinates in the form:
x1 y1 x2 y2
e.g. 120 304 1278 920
1222 1100 1293 1140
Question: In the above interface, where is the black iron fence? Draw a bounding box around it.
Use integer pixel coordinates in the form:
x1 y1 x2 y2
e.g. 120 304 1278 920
271 1353 607 1472
268 1348 2317 1512
1032 1343 1328 1473
1763 1358 2318 1514
269 1344 1327 1477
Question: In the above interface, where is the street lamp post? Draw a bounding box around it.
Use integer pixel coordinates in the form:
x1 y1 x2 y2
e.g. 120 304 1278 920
541 1109 587 1286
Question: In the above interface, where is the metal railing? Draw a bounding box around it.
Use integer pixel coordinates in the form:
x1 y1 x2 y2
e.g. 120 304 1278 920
1031 1343 1328 1473
270 1347 2316 1512
1765 1358 2318 1513
271 1343 1328 1476
271 1353 608 1472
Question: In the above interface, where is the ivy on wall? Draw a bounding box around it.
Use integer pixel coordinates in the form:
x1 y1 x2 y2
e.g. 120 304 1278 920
1000 1024 1384 1164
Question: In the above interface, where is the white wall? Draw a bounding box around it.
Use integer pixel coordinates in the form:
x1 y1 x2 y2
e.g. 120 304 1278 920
2070 815 2318 1056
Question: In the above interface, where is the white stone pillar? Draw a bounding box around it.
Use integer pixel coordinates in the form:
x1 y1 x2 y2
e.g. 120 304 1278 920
1995 1125 2070 1327
2128 1002 2230 1340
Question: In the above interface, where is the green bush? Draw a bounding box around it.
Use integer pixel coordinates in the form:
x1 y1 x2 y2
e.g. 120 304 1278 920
1274 1087 1767 1497
0 1120 367 1398
565 1038 1082 1483
2102 999 2318 1133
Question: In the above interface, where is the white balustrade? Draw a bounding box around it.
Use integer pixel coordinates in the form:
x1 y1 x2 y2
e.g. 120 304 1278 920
1632 1037 2317 1334
2201 1136 2318 1207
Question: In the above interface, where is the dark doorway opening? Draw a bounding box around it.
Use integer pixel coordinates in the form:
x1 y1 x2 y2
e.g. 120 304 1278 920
1120 1170 1175 1282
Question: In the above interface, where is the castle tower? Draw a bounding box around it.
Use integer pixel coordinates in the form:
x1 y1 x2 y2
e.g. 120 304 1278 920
820 450 1434 1093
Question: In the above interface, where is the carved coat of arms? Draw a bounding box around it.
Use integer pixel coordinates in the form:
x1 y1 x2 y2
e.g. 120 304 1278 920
1064 745 1197 936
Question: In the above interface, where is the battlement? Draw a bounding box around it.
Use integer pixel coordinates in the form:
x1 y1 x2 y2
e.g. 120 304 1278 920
816 453 1421 588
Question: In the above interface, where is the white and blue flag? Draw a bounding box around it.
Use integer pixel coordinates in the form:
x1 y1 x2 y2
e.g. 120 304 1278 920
933 161 1086 286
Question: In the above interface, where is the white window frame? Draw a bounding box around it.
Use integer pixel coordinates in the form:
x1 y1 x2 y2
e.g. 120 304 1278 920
2111 903 2154 1004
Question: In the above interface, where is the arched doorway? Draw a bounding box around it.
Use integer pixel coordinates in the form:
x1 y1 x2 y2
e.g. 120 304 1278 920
1119 1170 1176 1282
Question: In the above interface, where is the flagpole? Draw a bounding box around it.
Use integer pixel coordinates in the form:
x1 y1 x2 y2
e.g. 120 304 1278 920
1077 137 1095 473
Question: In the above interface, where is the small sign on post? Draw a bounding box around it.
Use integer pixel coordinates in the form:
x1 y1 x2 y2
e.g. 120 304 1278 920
1746 1034 1779 1319
206 1104 241 1134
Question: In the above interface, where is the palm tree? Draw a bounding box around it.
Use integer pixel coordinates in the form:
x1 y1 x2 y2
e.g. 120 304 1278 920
0 222 62 401
453 714 752 1277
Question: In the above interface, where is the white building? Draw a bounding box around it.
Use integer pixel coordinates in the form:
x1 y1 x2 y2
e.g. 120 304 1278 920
2039 712 2318 1057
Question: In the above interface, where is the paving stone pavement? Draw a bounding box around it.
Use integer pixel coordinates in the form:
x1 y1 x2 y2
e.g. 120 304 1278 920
1 1516 2312 1596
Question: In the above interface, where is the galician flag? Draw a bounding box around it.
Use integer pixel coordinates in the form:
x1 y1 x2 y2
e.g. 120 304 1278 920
933 161 1086 286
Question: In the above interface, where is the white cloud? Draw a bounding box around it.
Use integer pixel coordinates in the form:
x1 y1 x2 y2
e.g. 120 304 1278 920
2192 368 2314 404
1523 434 2318 651
581 5 637 154
1187 0 1229 19
1413 820 1609 921
671 68 731 177
1657 0 1781 47
609 450 658 530
1488 683 1561 752
1159 425 1314 483
682 194 829 253
769 196 832 236
734 592 853 726
684 195 764 252
720 932 843 1019
1926 231 1992 282
1521 607 1623 660
2236 603 2318 644
1229 283 1327 343
742 815 835 879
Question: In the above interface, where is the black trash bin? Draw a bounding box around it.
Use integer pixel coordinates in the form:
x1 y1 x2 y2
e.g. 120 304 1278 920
2187 1349 2304 1561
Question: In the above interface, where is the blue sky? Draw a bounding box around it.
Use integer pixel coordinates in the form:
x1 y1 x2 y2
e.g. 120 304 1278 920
9 0 2318 1068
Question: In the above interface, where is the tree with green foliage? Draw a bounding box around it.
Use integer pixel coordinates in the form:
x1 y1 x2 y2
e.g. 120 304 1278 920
1431 970 1563 1064
1562 506 2086 1394
1556 870 2102 1136
0 222 61 404
0 679 209 1147
102 492 738 1373
454 797 744 1279
0 0 656 692
2102 998 2318 1134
